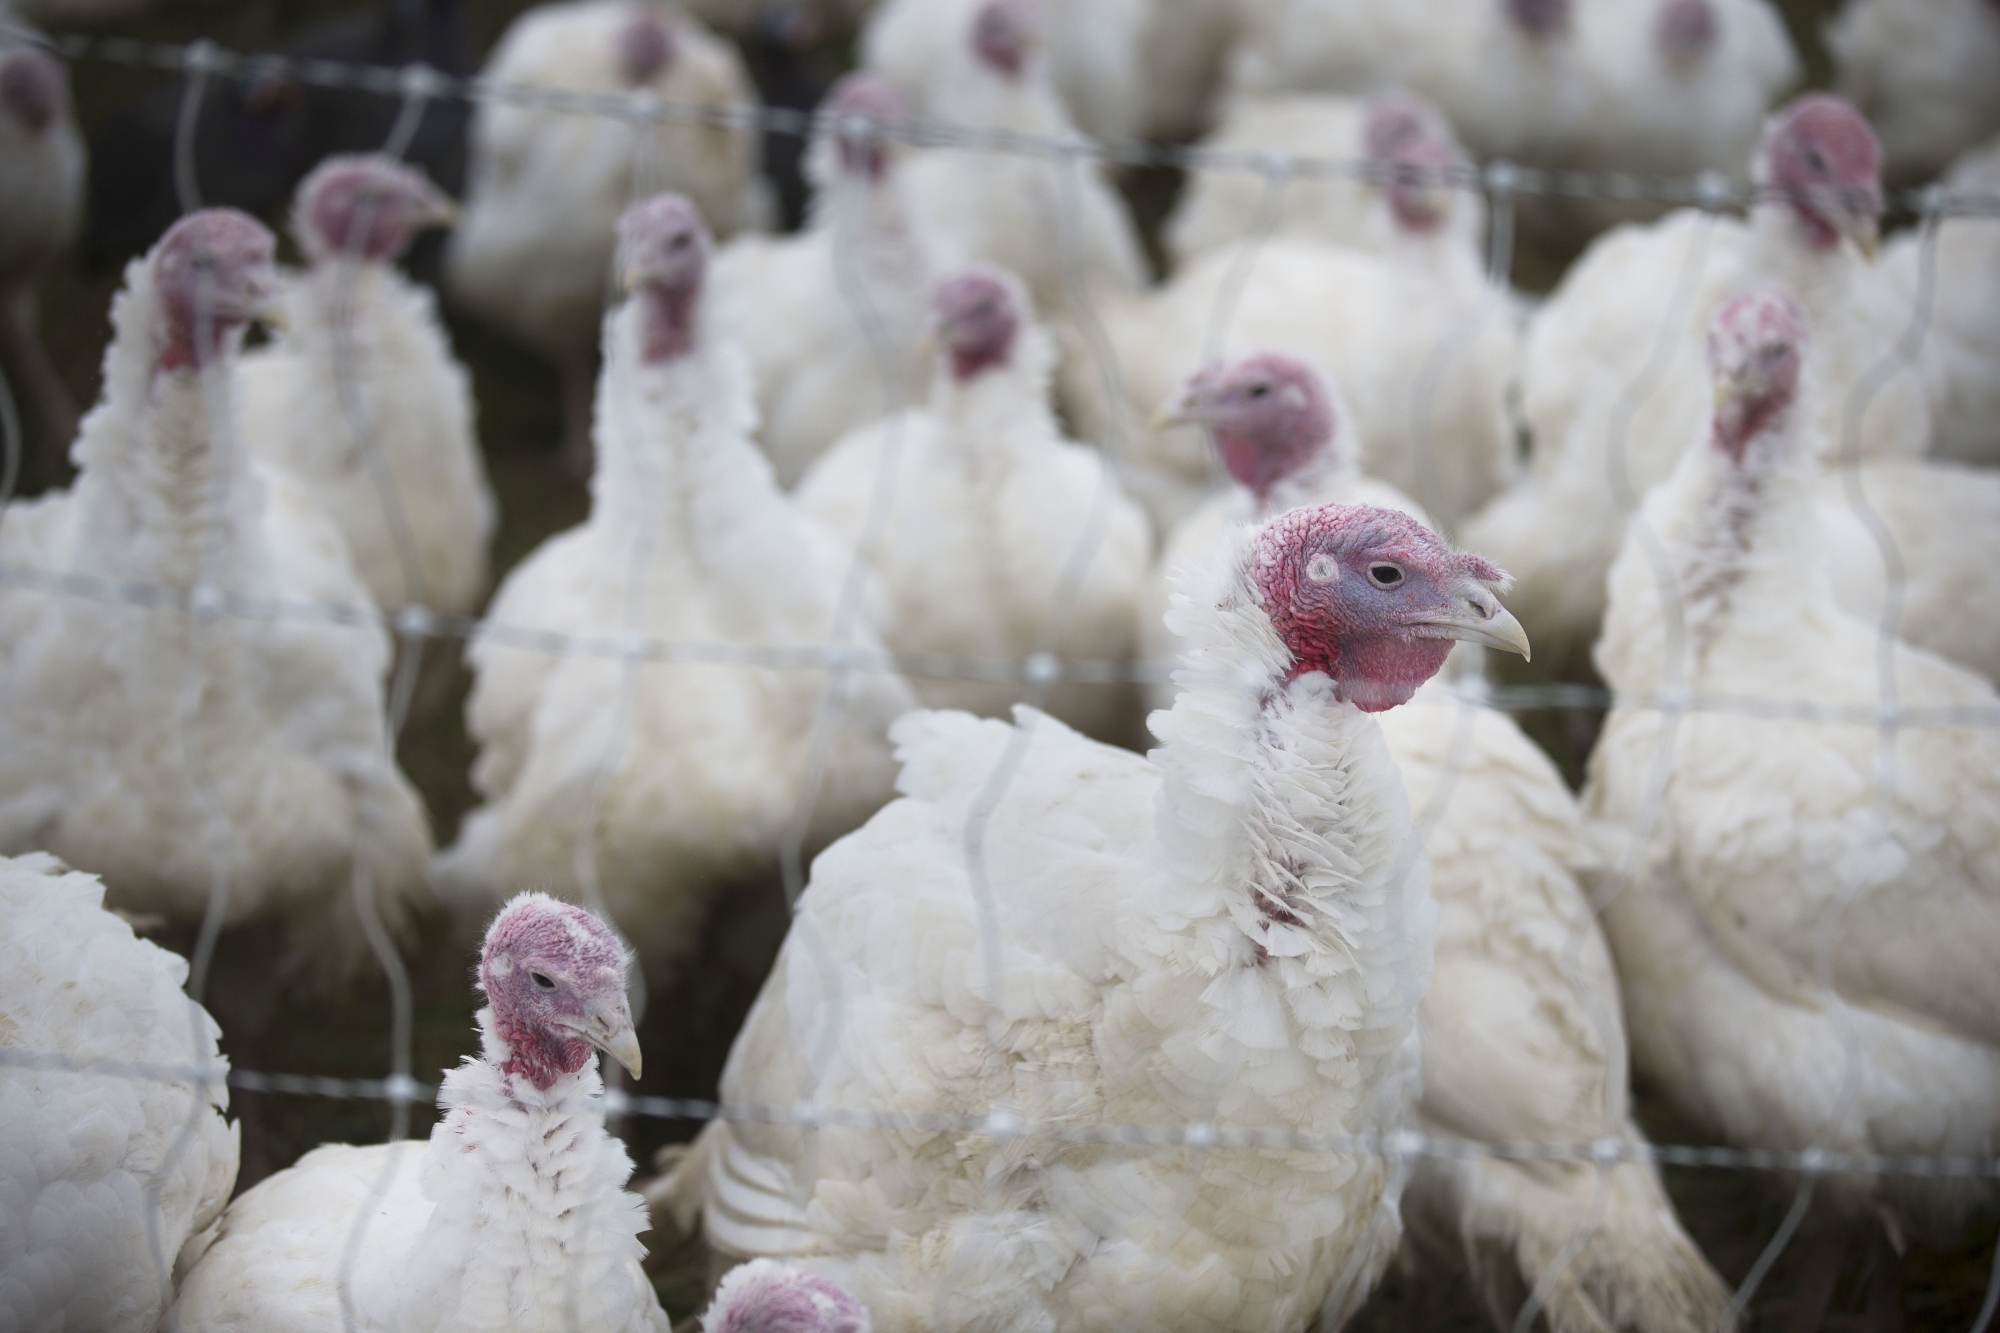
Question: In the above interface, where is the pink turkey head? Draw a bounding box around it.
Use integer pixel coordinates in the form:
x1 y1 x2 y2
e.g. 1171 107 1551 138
933 267 1023 381
703 1260 871 1333
1364 95 1460 234
294 155 456 263
823 74 904 183
618 8 677 85
1252 504 1527 710
1164 354 1335 506
1655 0 1718 63
972 0 1036 79
1706 289 1807 465
1757 95 1883 254
480 892 639 1090
616 192 711 363
0 49 65 134
1504 0 1570 39
151 209 278 372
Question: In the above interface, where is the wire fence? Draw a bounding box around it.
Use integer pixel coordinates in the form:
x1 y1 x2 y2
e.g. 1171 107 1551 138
3 20 1999 1333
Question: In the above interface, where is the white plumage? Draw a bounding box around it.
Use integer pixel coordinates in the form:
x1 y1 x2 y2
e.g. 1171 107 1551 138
1466 94 1928 669
796 266 1151 745
437 195 913 977
716 74 936 488
170 893 667 1332
239 156 496 618
1828 0 2000 181
651 502 1533 1332
445 0 765 469
0 852 238 1333
0 211 432 981
1586 292 2000 1244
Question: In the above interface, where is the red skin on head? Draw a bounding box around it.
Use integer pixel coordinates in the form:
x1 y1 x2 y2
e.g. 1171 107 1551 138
618 11 676 86
0 52 64 134
480 895 629 1090
972 0 1033 79
824 74 904 183
616 192 710 364
1253 504 1505 711
1759 95 1883 250
1655 0 1718 62
297 156 446 263
1188 354 1333 504
708 1268 870 1333
151 209 277 372
1363 96 1459 233
933 269 1020 381
1707 290 1807 465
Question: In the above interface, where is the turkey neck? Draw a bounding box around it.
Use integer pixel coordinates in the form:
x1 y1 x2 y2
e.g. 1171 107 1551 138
819 168 930 378
934 327 1061 489
1145 538 1432 1121
69 266 265 591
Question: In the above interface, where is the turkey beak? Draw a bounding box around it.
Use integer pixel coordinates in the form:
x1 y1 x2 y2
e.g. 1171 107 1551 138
1151 385 1205 431
586 994 642 1079
251 271 288 333
1850 212 1879 260
421 188 460 230
1410 577 1531 661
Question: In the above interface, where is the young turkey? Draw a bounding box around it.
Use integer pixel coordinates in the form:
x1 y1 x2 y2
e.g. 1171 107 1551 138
1138 355 1726 1332
445 0 765 472
716 74 936 488
1465 94 1928 671
239 155 495 618
1137 354 1426 714
867 0 1149 324
647 501 1530 1331
169 893 666 1331
436 194 914 979
0 852 238 1333
0 209 433 983
1586 291 2000 1325
795 266 1151 746
1828 0 2000 182
0 37 85 488
1163 91 1484 273
1063 109 1517 535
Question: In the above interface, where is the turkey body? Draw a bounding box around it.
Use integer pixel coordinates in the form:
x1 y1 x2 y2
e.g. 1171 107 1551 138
240 256 495 617
0 852 239 1333
1829 0 2000 181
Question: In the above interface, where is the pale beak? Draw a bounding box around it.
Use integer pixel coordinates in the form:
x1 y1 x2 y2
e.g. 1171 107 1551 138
252 278 289 333
1151 387 1203 432
1408 577 1531 661
1849 213 1879 260
422 191 461 230
584 994 642 1080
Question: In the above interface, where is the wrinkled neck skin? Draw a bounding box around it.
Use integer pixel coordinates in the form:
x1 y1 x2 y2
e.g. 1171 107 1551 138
381 1009 649 1331
69 262 266 590
1144 537 1433 1127
931 322 1060 483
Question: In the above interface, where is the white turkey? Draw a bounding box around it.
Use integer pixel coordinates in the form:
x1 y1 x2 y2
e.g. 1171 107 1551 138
1828 0 2000 182
446 0 765 472
436 194 914 978
1882 132 2000 466
1163 91 1484 273
0 36 84 483
1063 108 1517 535
1586 290 2000 1325
1137 355 1726 1332
699 1260 873 1333
170 892 666 1331
796 266 1151 745
0 209 433 983
867 0 1149 324
1464 94 1928 671
239 155 495 618
716 73 935 488
647 500 1531 1331
0 852 238 1333
1138 354 1426 714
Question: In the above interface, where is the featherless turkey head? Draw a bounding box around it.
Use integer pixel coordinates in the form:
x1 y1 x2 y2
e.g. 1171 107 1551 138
1707 290 1807 465
617 192 711 363
1160 354 1335 505
152 210 279 372
1758 95 1883 255
1253 505 1528 710
933 267 1023 381
702 1260 871 1333
480 892 640 1089
1655 0 1718 64
617 8 677 85
1504 0 1570 39
0 50 64 134
971 0 1036 79
823 74 904 184
294 155 457 263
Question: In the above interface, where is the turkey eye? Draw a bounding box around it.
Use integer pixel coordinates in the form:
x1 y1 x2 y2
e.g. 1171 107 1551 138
1247 382 1270 398
530 971 556 991
1803 146 1826 174
1368 563 1404 587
